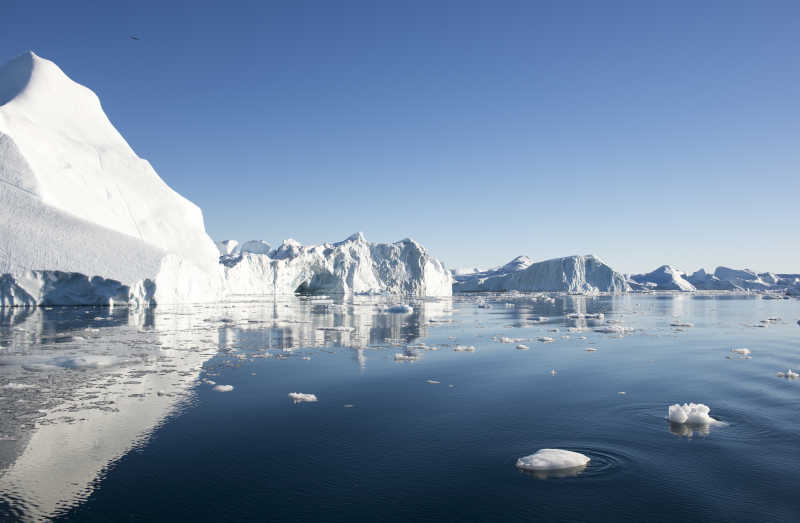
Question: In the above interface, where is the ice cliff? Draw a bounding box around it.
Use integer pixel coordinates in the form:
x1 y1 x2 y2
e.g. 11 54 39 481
0 51 224 306
221 233 453 297
452 254 629 294
630 265 695 291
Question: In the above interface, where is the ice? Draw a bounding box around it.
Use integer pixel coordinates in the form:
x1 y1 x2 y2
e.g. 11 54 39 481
670 322 694 327
731 348 751 356
223 233 452 297
515 449 590 471
0 52 224 307
667 403 720 425
631 266 695 291
1 383 35 390
212 385 234 392
387 304 414 314
516 344 529 350
453 255 629 293
288 392 318 403
394 353 418 361
776 370 799 379
537 337 554 343
454 345 476 352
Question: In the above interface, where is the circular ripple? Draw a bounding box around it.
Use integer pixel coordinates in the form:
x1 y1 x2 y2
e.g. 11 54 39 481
517 447 629 480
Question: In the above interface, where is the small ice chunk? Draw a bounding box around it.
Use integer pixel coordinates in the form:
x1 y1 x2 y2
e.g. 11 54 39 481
289 392 318 403
776 369 799 379
454 345 476 352
670 322 694 327
394 353 418 362
387 304 414 314
585 348 597 352
550 369 557 376
1 383 36 390
731 348 751 356
516 344 529 350
212 385 234 392
515 449 590 471
537 337 554 343
667 403 719 425
426 379 440 384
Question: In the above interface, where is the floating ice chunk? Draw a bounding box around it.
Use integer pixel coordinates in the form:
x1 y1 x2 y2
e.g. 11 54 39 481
1 383 35 390
515 449 590 471
731 348 751 356
426 379 440 384
585 313 604 320
387 304 414 314
394 352 418 362
288 392 317 403
585 348 597 352
212 385 234 392
516 344 529 350
537 337 554 343
593 326 632 335
776 369 799 379
550 369 557 376
667 403 720 425
670 322 694 327
618 391 626 395
454 345 476 352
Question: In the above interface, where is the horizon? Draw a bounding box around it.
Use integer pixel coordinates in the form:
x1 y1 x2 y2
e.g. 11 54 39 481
2 1 799 273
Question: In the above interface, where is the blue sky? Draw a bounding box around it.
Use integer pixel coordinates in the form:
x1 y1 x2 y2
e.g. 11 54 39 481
2 1 799 273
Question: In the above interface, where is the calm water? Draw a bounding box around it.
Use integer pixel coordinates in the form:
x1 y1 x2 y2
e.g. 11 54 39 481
1 294 799 522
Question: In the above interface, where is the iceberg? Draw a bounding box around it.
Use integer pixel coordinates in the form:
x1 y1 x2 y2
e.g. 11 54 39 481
630 265 695 291
515 449 590 471
667 403 720 425
453 254 629 294
0 52 224 306
222 233 452 297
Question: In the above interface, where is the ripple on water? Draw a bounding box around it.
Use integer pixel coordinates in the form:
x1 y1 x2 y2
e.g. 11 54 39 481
516 447 629 481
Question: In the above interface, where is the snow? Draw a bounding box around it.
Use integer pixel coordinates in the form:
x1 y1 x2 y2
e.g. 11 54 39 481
453 255 629 293
212 385 234 392
515 449 590 471
630 266 695 291
288 392 318 403
223 233 452 297
667 403 720 425
0 52 224 306
215 240 240 256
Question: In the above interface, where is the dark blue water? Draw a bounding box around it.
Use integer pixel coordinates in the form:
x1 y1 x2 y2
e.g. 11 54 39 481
1 294 799 522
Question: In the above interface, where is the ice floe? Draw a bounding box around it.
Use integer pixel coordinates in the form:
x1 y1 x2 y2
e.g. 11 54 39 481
667 403 720 425
515 449 590 471
288 392 318 403
212 385 234 392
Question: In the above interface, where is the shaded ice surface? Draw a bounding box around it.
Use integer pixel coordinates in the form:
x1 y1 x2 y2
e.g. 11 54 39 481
1 294 800 521
515 449 590 471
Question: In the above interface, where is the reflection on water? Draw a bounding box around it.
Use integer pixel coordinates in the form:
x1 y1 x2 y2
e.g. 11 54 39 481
0 292 798 521
518 464 588 480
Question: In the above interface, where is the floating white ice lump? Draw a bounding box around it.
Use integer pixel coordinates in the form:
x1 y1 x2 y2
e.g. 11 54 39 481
515 449 590 471
212 385 234 392
454 345 476 352
667 403 719 425
537 337 554 343
387 304 414 314
670 322 694 327
288 392 318 403
394 353 418 362
516 344 529 350
731 348 751 356
776 369 799 379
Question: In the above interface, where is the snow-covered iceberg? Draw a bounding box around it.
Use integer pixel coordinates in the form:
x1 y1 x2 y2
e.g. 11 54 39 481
453 254 629 294
630 265 695 291
0 51 224 306
222 233 452 297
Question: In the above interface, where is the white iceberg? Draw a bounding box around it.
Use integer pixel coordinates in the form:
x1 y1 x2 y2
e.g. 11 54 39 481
222 233 452 297
453 255 629 294
288 392 318 403
0 51 224 307
667 403 720 425
212 385 234 392
630 266 695 291
515 449 590 471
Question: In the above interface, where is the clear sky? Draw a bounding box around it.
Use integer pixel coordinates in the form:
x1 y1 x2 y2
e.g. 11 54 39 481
2 1 799 274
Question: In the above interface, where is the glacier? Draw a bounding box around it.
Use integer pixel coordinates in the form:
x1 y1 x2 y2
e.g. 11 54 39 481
221 232 453 297
630 265 695 291
452 254 630 294
0 51 225 306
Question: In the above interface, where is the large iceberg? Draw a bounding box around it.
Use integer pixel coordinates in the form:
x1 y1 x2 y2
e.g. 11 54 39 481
630 265 696 291
0 51 224 306
222 232 453 297
453 254 629 294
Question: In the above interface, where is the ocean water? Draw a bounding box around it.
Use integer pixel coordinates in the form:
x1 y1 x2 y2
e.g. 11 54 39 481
0 294 799 522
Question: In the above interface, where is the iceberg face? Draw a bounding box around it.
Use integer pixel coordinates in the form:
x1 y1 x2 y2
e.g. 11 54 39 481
630 265 695 291
0 52 224 306
222 233 452 297
686 269 740 291
713 266 771 290
238 240 271 255
453 254 629 294
215 240 240 257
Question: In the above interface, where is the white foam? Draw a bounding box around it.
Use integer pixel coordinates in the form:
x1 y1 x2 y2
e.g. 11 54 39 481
515 449 590 471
